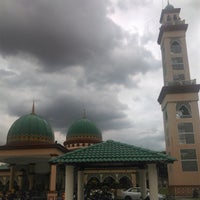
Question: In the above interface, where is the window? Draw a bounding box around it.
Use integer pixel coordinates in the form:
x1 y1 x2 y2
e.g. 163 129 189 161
171 41 182 53
180 149 198 171
176 102 192 118
173 15 177 21
167 15 171 22
172 57 184 69
178 123 194 144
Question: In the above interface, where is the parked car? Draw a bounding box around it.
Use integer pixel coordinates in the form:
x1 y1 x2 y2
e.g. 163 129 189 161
121 187 166 200
86 189 114 200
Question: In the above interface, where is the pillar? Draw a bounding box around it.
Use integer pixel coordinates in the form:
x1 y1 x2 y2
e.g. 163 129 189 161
65 165 74 200
18 173 23 190
138 169 147 200
28 163 35 190
77 170 84 200
9 164 15 191
148 164 158 200
130 172 135 187
47 164 58 200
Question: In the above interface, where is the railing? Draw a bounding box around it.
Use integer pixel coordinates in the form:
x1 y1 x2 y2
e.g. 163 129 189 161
166 79 196 86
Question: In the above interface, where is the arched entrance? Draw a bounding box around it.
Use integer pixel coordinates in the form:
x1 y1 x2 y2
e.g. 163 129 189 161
119 176 132 189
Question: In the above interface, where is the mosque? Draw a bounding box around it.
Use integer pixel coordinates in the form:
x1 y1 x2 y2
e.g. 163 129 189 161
0 103 174 200
0 2 200 200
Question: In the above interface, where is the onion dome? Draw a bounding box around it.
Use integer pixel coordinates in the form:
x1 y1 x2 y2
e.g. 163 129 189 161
164 3 174 10
64 118 102 150
6 104 54 145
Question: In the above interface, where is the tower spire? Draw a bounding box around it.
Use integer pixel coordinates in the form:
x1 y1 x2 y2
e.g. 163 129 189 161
32 101 35 114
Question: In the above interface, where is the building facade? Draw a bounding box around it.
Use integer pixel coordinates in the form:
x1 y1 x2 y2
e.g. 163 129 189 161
0 106 137 199
158 3 200 196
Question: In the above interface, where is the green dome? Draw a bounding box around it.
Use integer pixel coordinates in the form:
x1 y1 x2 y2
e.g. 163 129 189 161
7 113 55 145
68 118 102 137
164 3 174 10
65 118 102 147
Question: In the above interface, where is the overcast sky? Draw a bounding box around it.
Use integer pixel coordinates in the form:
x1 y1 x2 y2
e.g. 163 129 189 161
0 0 199 151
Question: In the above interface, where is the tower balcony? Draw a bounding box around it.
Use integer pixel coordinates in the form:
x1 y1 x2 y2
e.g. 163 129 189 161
167 79 196 86
158 80 200 104
165 19 185 26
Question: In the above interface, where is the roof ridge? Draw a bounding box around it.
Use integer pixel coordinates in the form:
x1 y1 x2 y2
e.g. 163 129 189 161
50 140 176 164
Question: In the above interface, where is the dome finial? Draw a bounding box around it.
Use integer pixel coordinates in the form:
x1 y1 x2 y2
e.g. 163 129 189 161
32 101 35 114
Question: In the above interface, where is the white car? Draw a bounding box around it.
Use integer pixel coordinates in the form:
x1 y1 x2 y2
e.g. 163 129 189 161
121 187 166 200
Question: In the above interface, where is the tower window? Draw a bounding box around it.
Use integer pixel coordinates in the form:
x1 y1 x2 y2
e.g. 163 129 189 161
176 102 192 118
178 122 194 144
180 149 198 171
171 41 182 53
172 57 184 69
173 15 177 21
167 15 171 22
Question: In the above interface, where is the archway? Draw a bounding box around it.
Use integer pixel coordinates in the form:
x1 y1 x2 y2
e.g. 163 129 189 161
119 176 132 189
85 177 101 198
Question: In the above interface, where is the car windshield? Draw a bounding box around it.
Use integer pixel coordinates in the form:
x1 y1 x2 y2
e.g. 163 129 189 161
129 188 141 192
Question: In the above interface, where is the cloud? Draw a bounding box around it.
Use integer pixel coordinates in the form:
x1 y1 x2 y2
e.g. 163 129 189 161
116 0 151 10
35 91 131 132
0 0 122 70
0 0 157 86
0 0 199 152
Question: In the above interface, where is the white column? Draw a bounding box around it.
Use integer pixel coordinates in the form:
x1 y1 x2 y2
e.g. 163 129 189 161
77 170 84 200
148 164 158 200
65 165 74 200
138 169 147 200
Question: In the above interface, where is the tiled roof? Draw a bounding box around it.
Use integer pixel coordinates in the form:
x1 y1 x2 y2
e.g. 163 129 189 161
50 140 175 165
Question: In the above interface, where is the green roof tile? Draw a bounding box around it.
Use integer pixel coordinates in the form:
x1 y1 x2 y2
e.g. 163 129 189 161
50 140 176 165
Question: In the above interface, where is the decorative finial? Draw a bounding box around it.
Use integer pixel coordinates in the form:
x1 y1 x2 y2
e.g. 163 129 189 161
167 0 170 5
32 101 35 114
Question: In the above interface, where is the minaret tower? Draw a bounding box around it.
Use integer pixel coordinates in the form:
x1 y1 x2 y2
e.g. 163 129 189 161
158 3 200 196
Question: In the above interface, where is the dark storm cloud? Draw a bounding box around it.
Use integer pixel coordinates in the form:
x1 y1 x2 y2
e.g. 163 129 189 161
0 0 122 70
5 89 132 135
0 0 157 86
40 94 131 132
83 33 160 87
0 0 175 150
